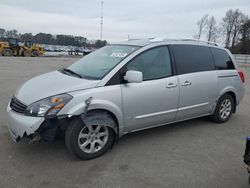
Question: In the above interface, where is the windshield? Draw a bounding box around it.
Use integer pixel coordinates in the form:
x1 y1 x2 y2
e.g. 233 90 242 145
67 45 139 79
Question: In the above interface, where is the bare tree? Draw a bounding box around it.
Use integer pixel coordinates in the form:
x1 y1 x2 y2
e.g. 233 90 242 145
231 12 248 48
222 9 248 48
205 16 217 42
196 14 208 40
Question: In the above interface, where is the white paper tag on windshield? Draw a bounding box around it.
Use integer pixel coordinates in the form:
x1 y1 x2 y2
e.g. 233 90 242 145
110 52 128 58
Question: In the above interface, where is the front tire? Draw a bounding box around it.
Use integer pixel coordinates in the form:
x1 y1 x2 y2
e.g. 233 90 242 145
211 94 234 123
2 49 12 56
65 113 115 160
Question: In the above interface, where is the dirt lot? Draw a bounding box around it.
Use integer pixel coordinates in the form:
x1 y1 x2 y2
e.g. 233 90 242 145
1 56 250 188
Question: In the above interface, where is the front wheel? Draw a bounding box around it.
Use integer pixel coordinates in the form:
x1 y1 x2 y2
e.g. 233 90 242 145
211 94 234 123
65 113 115 160
2 49 12 56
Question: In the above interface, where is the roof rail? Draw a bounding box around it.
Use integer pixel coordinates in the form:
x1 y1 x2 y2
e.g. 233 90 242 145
167 38 220 46
127 38 221 47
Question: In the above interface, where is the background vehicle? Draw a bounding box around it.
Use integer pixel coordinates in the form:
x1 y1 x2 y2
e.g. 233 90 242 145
0 38 44 56
0 41 10 56
7 39 245 160
24 40 45 56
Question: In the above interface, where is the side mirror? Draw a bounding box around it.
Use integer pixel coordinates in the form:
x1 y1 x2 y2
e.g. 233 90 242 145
124 70 143 83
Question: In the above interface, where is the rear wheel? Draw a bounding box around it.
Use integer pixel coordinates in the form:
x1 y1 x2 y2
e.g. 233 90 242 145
2 49 12 56
211 94 234 123
65 113 115 160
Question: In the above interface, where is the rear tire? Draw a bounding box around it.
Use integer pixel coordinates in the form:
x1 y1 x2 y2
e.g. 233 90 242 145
2 49 12 56
65 113 115 160
211 94 234 123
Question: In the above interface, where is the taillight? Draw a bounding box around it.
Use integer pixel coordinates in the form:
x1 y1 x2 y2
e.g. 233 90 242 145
237 69 245 83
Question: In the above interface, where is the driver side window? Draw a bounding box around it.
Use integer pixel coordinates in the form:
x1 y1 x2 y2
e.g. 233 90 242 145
127 46 172 81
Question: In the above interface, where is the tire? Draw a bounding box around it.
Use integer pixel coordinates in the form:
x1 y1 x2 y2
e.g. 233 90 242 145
23 50 31 57
2 49 12 56
31 51 39 57
211 94 234 123
65 113 115 160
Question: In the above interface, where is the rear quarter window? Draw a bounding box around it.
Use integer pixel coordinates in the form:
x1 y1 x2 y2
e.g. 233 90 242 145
171 45 215 75
210 48 235 70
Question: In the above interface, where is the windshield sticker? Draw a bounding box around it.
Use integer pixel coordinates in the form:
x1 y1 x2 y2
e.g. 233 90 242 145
110 52 128 58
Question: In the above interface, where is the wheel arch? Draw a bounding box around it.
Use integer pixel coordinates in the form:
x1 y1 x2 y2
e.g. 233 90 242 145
87 108 120 137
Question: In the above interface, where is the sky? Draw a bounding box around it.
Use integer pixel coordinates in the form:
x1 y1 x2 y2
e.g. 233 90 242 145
0 0 250 42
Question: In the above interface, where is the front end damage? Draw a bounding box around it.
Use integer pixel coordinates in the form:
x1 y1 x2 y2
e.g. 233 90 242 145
7 96 118 143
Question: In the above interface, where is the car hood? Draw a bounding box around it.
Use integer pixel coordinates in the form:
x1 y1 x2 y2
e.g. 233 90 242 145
15 71 100 105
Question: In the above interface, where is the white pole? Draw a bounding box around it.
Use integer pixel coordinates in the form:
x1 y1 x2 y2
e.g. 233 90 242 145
101 1 104 40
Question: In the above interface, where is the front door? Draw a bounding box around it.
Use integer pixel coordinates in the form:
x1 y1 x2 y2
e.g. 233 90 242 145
121 46 179 132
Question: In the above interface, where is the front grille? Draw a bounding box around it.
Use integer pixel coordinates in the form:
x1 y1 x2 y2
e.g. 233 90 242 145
10 97 27 114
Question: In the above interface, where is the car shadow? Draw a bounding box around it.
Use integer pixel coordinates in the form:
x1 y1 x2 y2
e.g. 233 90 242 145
11 116 215 162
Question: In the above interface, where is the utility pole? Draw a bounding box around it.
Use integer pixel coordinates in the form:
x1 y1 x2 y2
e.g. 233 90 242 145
100 1 104 40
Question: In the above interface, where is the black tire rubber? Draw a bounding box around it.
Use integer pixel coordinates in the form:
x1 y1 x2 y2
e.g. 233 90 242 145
3 49 12 56
31 51 39 57
211 94 234 123
65 113 115 160
23 50 31 57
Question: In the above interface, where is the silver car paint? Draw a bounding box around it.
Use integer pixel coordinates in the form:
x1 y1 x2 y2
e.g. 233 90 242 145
121 76 179 132
176 71 218 120
7 40 245 141
15 70 100 104
7 104 44 141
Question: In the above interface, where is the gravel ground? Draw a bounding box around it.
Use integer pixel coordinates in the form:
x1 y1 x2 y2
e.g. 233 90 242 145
0 56 250 188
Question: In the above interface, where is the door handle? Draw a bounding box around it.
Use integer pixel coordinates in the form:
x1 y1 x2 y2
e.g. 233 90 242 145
166 83 177 88
181 81 192 86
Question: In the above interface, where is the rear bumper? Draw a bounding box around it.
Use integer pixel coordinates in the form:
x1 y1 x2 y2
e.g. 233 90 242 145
7 104 44 141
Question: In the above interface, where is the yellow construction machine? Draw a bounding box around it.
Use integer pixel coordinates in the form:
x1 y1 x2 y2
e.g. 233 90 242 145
0 38 44 57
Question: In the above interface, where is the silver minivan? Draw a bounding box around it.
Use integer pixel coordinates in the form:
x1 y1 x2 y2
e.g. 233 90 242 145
7 39 245 159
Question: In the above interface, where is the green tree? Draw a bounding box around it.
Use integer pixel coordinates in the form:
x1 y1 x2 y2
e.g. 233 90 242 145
20 33 33 42
95 40 107 48
0 28 5 38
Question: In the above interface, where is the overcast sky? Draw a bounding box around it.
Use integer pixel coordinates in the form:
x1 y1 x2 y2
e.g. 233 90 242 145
0 0 249 42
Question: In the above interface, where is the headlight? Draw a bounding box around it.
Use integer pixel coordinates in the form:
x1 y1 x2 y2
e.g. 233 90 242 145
25 94 72 118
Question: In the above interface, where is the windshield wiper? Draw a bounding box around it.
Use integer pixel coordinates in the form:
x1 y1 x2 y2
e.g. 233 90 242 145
61 68 82 78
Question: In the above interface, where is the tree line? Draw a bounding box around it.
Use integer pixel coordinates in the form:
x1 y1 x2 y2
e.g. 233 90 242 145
195 9 250 54
0 28 107 48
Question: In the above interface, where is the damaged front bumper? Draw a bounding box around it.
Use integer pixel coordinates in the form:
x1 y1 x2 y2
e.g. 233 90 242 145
7 104 44 142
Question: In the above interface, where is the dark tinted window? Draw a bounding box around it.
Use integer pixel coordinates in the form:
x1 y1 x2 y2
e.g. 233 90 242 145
127 46 172 80
171 45 215 74
210 48 235 70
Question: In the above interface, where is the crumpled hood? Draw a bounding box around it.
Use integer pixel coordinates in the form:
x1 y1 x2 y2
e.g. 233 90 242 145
15 71 100 105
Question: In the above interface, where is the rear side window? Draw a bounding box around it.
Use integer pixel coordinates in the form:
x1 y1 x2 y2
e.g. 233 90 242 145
171 45 215 74
210 48 235 70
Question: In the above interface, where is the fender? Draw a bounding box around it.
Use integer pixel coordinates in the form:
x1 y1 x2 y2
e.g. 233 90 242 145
211 86 237 114
60 97 124 137
217 86 237 102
